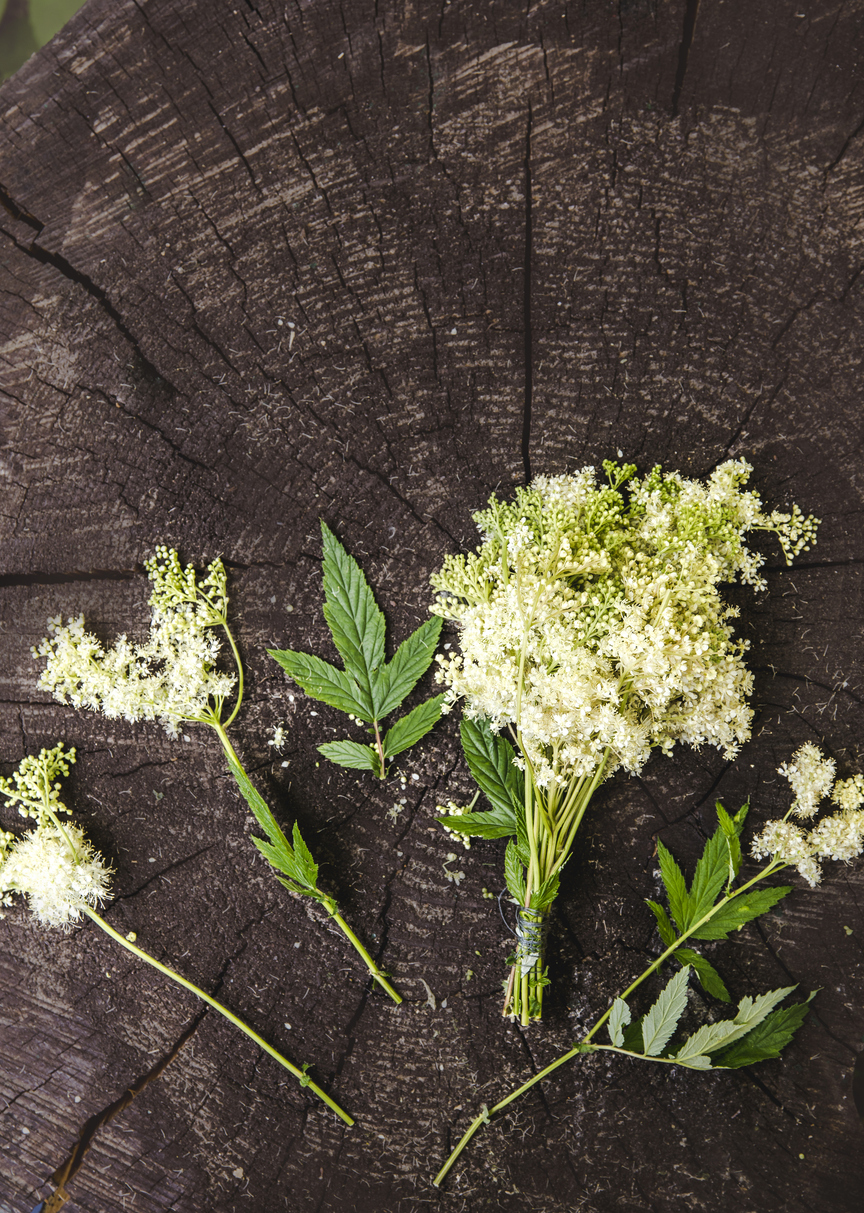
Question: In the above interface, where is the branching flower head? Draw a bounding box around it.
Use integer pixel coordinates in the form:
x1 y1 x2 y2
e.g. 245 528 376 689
778 742 835 819
33 549 235 738
0 742 75 822
752 744 864 885
0 747 112 927
432 460 818 790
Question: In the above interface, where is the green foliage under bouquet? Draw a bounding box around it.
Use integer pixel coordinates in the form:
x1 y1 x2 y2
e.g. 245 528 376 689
431 458 818 1023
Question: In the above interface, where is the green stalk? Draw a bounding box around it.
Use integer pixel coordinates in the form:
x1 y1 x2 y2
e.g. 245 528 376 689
327 908 403 1004
220 621 245 728
371 719 387 779
211 722 402 1005
83 908 353 1125
435 857 787 1185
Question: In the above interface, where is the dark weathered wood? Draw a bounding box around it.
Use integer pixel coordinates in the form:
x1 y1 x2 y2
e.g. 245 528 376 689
1 0 863 1209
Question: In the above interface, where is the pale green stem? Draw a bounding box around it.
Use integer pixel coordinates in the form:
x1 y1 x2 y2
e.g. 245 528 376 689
549 752 611 878
210 721 402 1004
82 907 353 1125
220 621 245 728
372 719 387 779
437 857 788 1185
41 802 82 865
327 909 403 1003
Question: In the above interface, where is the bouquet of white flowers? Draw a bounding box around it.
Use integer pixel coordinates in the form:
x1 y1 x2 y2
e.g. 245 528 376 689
431 458 818 1022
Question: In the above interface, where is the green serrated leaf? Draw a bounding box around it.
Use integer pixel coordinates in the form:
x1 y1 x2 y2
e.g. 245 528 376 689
268 649 373 720
716 802 742 882
382 693 445 759
675 1053 713 1070
608 998 632 1047
291 822 320 888
318 739 381 772
436 809 516 839
376 617 443 720
656 839 692 932
676 986 797 1063
461 716 523 823
646 899 677 948
504 840 526 902
673 1005 769 1065
251 834 306 887
690 885 792 941
276 873 327 903
674 948 731 1002
713 993 815 1069
320 521 385 708
226 754 294 864
733 802 750 831
688 825 731 923
514 830 531 869
641 965 691 1057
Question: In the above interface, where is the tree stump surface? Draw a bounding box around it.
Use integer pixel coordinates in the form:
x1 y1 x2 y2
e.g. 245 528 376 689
1 1 863 1209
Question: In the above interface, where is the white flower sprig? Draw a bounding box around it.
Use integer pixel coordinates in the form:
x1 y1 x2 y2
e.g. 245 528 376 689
34 550 237 739
33 547 403 1003
752 743 864 885
0 746 353 1124
0 744 111 927
431 458 819 1022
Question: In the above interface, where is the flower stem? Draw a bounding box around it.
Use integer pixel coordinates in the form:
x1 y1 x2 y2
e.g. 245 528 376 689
328 909 403 1003
372 719 386 779
220 622 245 728
436 857 788 1184
211 722 402 1004
82 907 354 1125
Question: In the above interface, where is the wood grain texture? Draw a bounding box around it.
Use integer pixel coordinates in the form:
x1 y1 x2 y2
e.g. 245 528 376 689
1 0 863 1210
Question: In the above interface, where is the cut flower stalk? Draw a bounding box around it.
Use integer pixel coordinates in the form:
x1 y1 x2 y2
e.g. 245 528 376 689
433 797 822 1186
432 459 818 1022
0 747 353 1126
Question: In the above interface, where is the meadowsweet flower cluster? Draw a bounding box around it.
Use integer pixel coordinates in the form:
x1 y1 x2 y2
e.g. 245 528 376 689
0 742 76 821
433 460 815 789
33 550 235 738
0 746 112 927
431 459 818 1021
1 823 113 927
752 744 864 885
